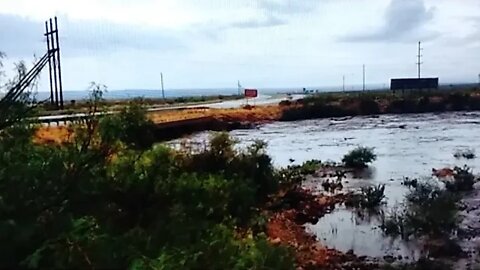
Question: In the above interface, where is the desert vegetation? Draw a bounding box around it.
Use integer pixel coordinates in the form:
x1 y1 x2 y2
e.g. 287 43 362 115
342 146 377 168
281 89 480 121
0 59 298 269
453 148 476 159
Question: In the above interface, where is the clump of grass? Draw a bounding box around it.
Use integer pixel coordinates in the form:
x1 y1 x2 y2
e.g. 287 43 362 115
445 165 476 192
381 181 458 238
278 159 323 186
361 184 386 208
299 159 322 175
401 177 418 188
321 179 343 193
342 146 377 168
345 184 386 209
453 148 476 159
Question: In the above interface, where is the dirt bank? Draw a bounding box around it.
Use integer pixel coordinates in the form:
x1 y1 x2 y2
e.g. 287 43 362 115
35 105 287 144
266 188 377 269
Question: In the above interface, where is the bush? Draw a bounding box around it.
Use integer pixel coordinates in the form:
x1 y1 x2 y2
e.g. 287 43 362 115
0 92 295 269
453 149 476 159
342 146 377 168
381 181 458 238
445 165 475 192
360 184 386 208
99 101 156 149
358 98 380 115
344 184 385 209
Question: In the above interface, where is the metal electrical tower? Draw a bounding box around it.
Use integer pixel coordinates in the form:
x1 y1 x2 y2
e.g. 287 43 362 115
45 17 64 109
417 41 423 79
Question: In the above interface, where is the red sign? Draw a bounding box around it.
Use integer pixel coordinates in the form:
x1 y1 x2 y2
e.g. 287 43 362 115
244 89 258 98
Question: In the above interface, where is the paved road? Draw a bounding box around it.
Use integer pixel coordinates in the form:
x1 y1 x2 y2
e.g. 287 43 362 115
38 94 304 124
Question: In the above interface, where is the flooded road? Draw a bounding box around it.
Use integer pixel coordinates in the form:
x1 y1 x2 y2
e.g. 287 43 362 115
173 111 480 261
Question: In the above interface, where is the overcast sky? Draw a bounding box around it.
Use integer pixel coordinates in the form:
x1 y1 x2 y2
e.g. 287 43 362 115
1 0 479 91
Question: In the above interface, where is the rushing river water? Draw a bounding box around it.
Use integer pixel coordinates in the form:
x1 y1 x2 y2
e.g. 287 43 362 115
171 111 480 263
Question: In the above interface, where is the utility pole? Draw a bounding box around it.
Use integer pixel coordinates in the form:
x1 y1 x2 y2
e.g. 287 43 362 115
362 64 366 91
342 75 345 92
161 72 165 99
417 41 423 79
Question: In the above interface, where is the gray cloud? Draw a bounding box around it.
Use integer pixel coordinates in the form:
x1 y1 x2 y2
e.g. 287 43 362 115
194 0 322 39
464 17 480 45
0 14 186 58
229 15 286 29
0 15 44 57
340 0 438 43
259 0 319 15
194 15 287 41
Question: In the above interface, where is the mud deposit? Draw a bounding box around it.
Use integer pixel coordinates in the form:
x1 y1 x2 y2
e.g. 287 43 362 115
172 112 480 266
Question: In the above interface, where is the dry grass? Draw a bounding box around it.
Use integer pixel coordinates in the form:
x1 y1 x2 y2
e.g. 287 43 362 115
34 126 72 144
35 105 289 144
149 105 284 123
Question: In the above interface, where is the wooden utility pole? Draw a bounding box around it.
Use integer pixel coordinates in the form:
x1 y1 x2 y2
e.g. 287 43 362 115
417 41 423 79
161 72 165 99
362 65 366 91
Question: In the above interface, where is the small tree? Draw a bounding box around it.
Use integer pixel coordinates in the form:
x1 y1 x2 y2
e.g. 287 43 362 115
342 146 377 168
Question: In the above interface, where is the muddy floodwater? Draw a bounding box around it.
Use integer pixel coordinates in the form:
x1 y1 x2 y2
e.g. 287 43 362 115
172 112 480 262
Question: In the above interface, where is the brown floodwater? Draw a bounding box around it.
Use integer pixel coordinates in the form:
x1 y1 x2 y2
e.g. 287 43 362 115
171 111 480 263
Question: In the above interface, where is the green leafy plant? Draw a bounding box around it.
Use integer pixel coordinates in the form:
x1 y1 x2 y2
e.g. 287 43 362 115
445 165 476 192
360 184 386 208
381 181 458 238
342 146 377 168
0 85 296 269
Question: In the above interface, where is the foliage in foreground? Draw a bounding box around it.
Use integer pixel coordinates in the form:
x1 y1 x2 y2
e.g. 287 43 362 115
0 100 294 269
342 146 377 168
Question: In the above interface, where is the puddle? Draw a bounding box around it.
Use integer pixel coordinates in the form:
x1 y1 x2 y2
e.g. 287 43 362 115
306 207 421 260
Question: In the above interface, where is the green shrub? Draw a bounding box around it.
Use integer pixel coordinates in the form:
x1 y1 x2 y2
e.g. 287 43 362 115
0 92 295 269
360 184 386 208
381 181 458 238
344 184 385 209
453 149 476 159
445 165 475 192
99 101 156 149
342 146 377 168
358 98 380 115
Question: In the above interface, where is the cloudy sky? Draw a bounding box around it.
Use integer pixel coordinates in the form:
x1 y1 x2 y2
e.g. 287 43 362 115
1 0 479 91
